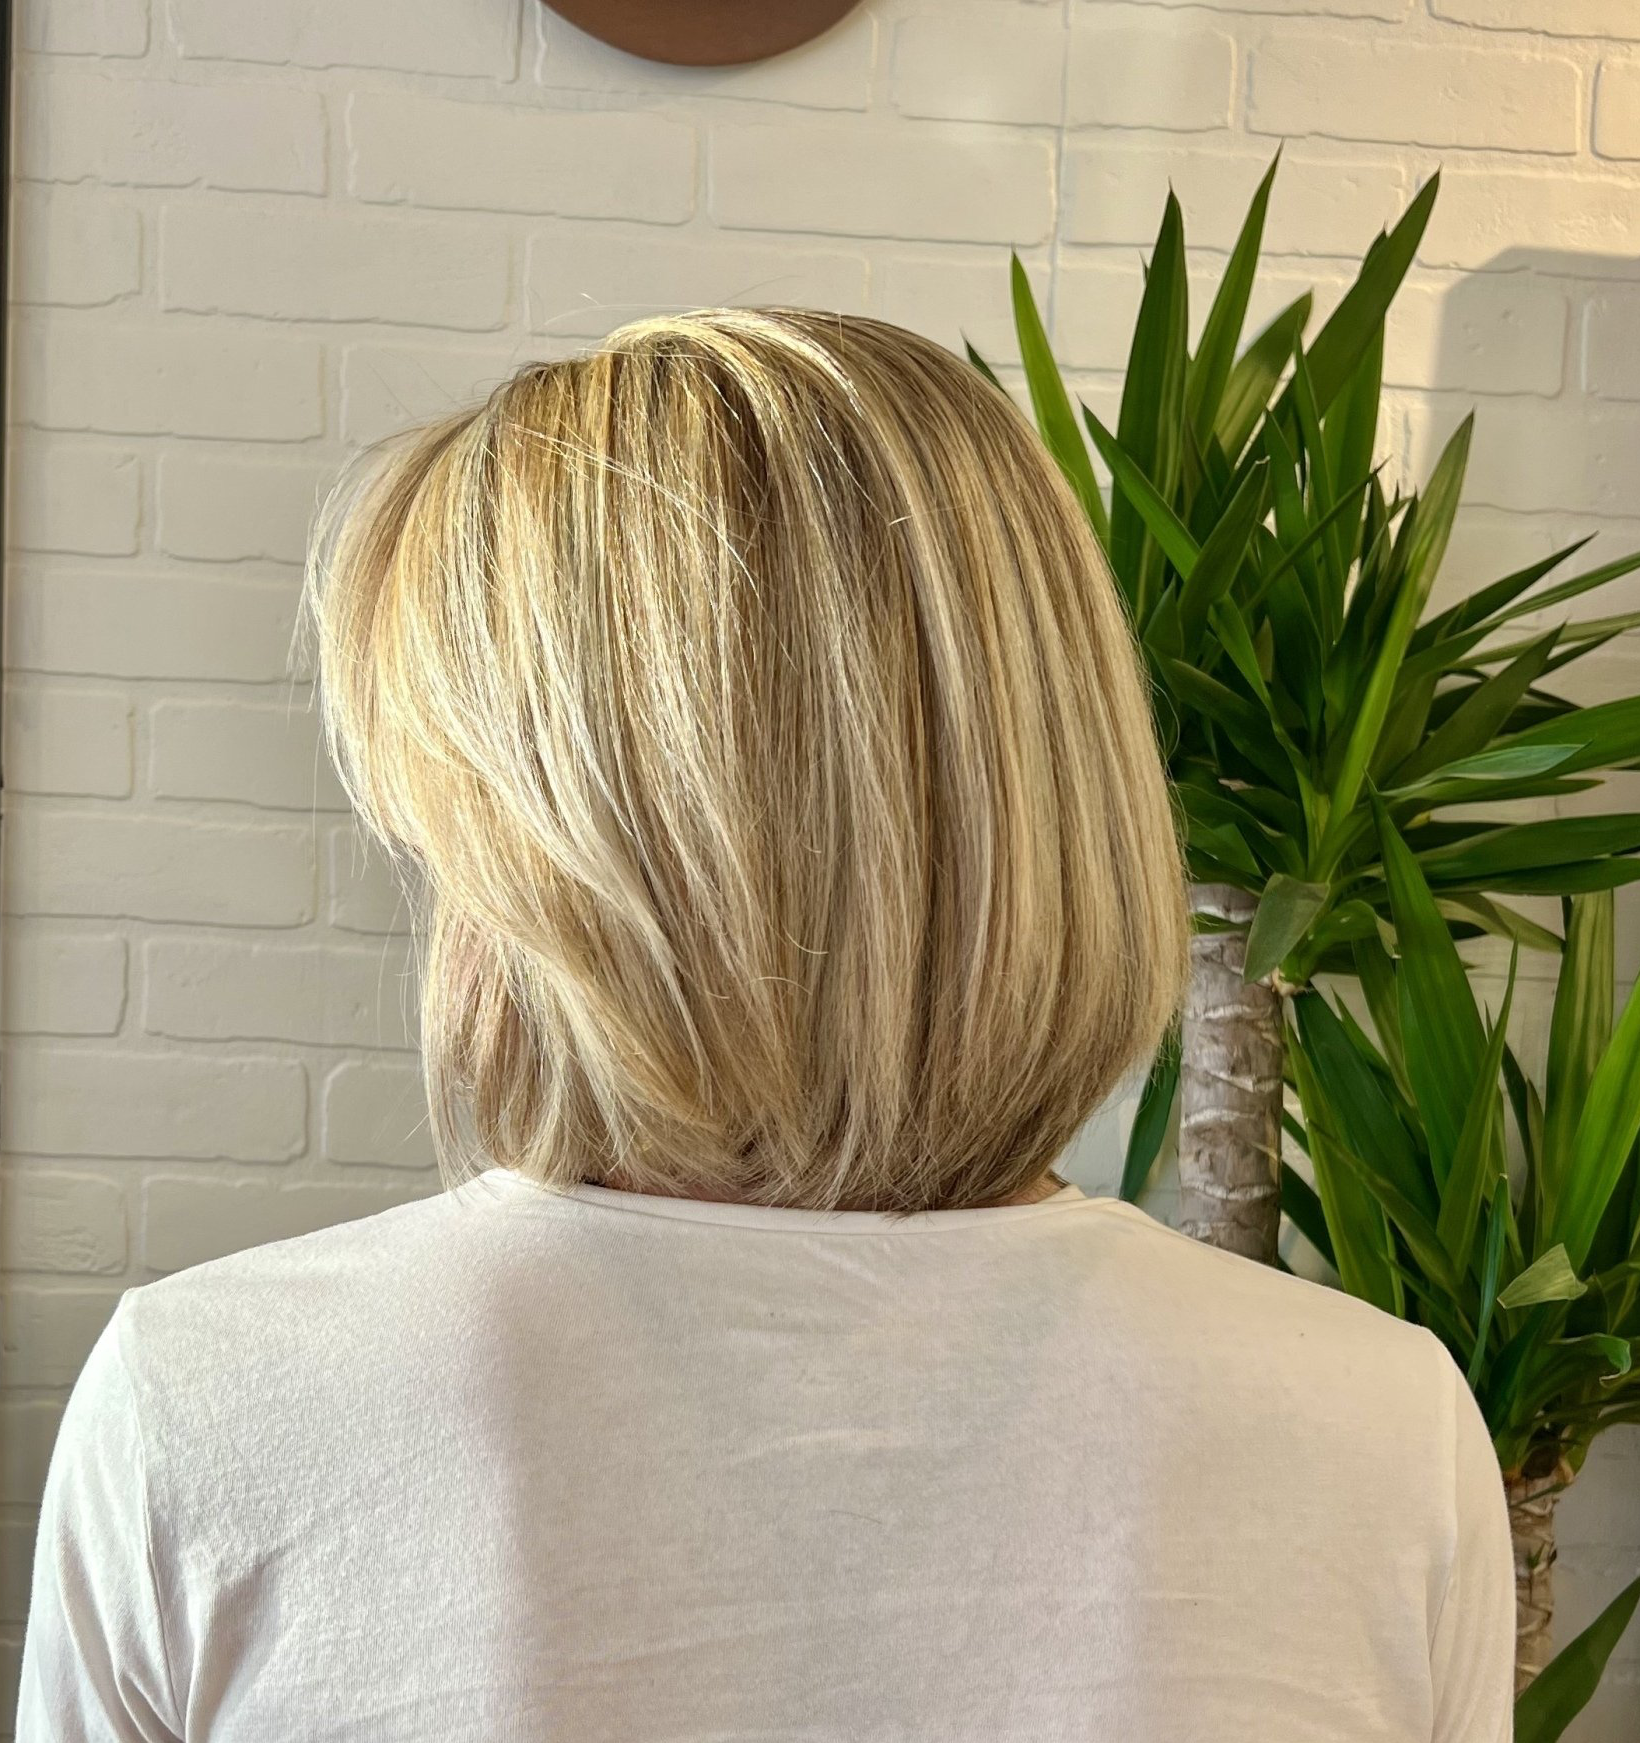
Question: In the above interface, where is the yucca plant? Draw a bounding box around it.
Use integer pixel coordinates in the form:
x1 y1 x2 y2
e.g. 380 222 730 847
1288 807 1640 1716
974 159 1640 1265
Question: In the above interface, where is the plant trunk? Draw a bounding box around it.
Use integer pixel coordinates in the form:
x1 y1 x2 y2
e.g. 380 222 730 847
1506 1452 1574 1694
1177 883 1285 1265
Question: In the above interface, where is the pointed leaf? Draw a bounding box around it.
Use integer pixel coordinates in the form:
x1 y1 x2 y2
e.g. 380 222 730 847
1543 892 1614 1219
1010 255 1109 545
1377 802 1486 1188
1244 875 1329 983
1304 173 1439 413
1553 970 1640 1270
1215 293 1311 464
1435 950 1514 1265
1187 152 1278 446
1121 1028 1179 1203
1497 1244 1587 1311
1083 408 1199 577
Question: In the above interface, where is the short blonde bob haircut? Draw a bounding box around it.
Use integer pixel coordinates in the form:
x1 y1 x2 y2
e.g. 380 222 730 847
304 308 1189 1213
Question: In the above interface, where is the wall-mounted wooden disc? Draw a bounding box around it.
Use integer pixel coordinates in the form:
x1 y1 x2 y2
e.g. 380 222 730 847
541 0 863 67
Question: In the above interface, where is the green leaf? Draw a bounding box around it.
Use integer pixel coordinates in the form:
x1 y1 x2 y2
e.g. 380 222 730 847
1186 153 1278 449
1469 1190 1508 1388
1114 193 1189 618
1121 1027 1179 1203
1177 459 1269 649
1448 859 1640 897
1553 969 1640 1270
1437 893 1564 958
1288 1038 1403 1313
1317 417 1473 873
1390 629 1561 788
1244 875 1329 983
1489 695 1640 778
1543 892 1614 1219
1321 323 1383 579
1083 408 1199 578
1280 1159 1338 1270
1215 293 1312 464
1435 947 1514 1266
1377 801 1486 1188
1513 1575 1640 1743
1498 1244 1588 1311
1293 988 1435 1224
1010 254 1109 546
1415 538 1592 649
963 338 1004 393
1394 743 1582 793
1304 173 1440 413
1419 815 1640 884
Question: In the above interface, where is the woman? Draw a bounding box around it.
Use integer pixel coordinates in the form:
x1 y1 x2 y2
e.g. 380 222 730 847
18 309 1513 1740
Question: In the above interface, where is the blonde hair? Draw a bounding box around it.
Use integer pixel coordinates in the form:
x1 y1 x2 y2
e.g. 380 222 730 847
303 308 1188 1213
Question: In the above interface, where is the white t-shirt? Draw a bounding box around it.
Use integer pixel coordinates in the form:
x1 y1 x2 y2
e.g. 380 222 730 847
17 1169 1514 1741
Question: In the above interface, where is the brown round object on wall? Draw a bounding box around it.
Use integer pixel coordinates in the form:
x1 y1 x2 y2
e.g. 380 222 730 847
541 0 863 67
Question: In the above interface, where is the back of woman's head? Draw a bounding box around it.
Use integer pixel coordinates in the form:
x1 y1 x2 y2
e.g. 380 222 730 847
305 307 1189 1213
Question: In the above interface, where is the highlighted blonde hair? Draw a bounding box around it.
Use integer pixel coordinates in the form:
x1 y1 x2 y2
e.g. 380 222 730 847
304 309 1188 1213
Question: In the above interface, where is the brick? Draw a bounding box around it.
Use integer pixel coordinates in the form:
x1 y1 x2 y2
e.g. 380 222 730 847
4 808 317 927
8 441 139 556
0 1518 34 1625
0 1168 127 1275
20 0 149 55
1435 0 1640 36
3 683 134 798
16 72 325 192
161 203 510 330
339 342 526 446
11 315 323 441
711 124 1055 245
141 1174 430 1273
9 184 141 306
347 91 695 225
157 450 329 563
1385 274 1568 398
1062 144 1405 259
1 1401 65 1505
1595 59 1640 160
892 7 1064 125
323 1058 437 1169
1403 394 1640 518
527 232 870 339
1585 288 1640 400
1050 260 1149 374
0 1286 124 1388
7 572 300 682
148 696 347 811
1421 166 1640 272
876 252 1051 370
1067 20 1234 132
0 925 127 1038
166 0 519 78
1249 34 1580 154
2 1046 308 1162
327 824 416 935
533 7 873 110
141 937 418 1049
1129 0 1409 11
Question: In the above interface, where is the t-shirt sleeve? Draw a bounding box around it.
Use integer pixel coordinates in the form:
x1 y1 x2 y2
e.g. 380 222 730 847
1429 1340 1516 1743
15 1295 183 1743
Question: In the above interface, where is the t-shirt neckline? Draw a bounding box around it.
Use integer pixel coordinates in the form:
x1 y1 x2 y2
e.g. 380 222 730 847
467 1166 1092 1234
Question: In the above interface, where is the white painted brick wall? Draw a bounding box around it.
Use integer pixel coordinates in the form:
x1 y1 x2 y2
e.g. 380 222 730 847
3 1 1639 1735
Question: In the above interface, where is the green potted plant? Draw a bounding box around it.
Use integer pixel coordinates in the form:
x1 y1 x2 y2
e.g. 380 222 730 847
1288 811 1640 1724
974 160 1640 1266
